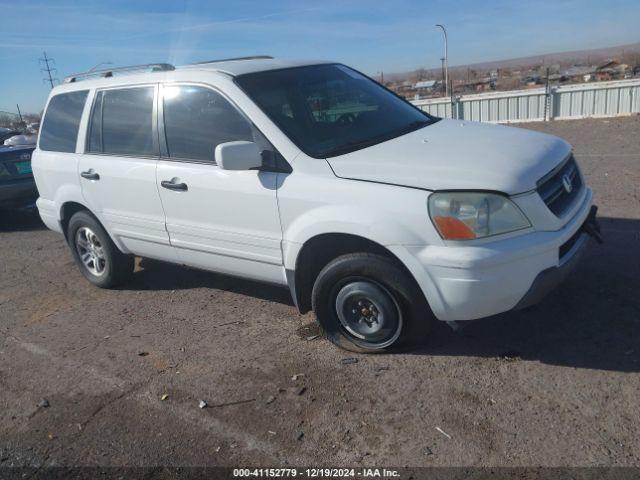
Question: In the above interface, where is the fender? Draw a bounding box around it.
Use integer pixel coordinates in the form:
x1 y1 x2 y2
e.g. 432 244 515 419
280 203 445 315
281 203 434 271
34 181 86 235
56 198 130 254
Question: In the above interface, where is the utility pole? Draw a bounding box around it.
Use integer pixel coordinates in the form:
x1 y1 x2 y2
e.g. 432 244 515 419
440 57 446 96
436 24 449 97
39 51 58 89
543 67 551 122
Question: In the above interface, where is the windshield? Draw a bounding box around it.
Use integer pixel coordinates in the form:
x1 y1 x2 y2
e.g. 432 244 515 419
235 64 437 158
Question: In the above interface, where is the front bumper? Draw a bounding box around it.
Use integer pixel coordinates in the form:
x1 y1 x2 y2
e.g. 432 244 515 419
0 178 38 209
390 188 596 321
514 205 599 310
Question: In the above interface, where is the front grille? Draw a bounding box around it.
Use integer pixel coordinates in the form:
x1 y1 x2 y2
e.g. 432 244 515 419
537 154 582 217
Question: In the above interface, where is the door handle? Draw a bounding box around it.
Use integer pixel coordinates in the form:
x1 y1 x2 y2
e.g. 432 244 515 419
161 179 188 191
80 170 100 180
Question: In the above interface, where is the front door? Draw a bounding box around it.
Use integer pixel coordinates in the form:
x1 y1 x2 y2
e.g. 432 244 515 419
79 85 175 261
156 84 284 284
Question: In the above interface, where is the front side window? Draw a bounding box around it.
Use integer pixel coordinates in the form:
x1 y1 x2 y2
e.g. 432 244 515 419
39 90 88 153
88 86 155 156
162 85 253 162
235 64 437 158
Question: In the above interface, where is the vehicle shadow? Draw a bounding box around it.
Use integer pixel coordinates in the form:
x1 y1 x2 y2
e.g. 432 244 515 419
0 209 45 232
125 258 294 306
412 216 639 373
123 217 638 371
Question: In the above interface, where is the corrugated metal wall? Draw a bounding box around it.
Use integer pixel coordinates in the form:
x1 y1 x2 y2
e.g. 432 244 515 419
411 78 640 123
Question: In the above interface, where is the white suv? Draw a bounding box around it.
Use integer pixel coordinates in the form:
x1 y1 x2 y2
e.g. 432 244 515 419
32 56 600 352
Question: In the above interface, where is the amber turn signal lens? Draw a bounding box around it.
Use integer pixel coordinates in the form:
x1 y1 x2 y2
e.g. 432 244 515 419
433 216 476 240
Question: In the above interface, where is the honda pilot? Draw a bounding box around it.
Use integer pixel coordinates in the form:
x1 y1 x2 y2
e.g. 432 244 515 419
32 57 600 352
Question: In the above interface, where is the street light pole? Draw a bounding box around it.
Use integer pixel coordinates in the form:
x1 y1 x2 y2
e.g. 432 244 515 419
435 24 449 97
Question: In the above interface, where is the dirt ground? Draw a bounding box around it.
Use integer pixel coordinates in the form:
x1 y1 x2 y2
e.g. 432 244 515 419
1 116 639 470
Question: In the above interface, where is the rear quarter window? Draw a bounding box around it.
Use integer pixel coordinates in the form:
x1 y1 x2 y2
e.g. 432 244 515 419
39 90 88 153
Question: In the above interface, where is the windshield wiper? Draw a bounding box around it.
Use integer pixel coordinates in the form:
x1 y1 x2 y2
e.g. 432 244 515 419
394 119 431 134
323 137 385 158
323 119 431 158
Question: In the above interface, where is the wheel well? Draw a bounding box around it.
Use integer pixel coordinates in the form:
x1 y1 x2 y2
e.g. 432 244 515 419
292 233 406 314
60 202 89 240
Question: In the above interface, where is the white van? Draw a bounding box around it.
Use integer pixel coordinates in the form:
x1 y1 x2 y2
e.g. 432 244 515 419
32 57 600 352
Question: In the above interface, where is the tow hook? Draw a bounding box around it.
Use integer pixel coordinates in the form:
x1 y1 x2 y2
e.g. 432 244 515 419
583 205 603 244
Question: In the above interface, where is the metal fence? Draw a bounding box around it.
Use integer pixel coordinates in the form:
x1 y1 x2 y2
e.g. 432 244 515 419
411 78 640 123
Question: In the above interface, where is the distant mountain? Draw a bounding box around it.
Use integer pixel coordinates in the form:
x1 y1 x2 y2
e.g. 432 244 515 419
386 42 640 80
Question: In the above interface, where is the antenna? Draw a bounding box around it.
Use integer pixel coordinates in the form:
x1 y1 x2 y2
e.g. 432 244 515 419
39 51 59 89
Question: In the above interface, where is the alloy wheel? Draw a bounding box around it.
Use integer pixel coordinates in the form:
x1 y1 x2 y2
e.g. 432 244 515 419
75 226 107 276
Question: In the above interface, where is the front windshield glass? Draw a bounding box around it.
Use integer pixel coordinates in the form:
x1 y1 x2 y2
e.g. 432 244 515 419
235 64 438 158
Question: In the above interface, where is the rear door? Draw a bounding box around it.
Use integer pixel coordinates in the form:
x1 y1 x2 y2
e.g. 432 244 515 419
78 85 175 260
156 83 285 284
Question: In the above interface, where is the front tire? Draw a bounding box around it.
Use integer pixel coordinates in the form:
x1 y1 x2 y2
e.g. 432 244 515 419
67 211 133 288
312 253 432 353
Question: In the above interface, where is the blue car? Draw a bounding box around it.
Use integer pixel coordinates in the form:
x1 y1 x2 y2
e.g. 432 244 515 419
0 142 38 210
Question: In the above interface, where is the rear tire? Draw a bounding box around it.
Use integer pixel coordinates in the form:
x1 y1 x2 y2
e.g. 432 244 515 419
67 211 133 288
312 253 432 353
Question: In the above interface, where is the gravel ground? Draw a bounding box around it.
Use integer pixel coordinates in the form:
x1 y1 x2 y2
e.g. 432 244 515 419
0 116 639 470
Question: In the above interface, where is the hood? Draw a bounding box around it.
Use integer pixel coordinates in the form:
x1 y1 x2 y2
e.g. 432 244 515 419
326 119 572 195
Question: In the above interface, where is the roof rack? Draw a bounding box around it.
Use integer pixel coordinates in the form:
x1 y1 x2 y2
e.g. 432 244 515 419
188 55 274 66
63 63 175 84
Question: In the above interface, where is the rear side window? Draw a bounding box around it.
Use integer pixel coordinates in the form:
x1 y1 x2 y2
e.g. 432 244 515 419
88 87 155 156
39 90 88 152
162 85 253 162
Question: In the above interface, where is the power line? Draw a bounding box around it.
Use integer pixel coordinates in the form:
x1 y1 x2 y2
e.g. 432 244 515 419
39 51 59 89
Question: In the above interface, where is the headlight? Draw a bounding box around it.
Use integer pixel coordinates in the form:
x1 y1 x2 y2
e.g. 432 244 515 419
428 192 530 240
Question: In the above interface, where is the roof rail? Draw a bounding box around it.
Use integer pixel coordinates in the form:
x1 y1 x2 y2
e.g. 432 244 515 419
64 63 175 84
188 55 274 66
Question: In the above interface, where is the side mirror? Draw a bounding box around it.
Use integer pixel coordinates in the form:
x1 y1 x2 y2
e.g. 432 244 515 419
215 141 262 171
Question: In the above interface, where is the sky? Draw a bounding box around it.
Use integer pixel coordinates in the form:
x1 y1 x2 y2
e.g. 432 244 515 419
1 0 639 113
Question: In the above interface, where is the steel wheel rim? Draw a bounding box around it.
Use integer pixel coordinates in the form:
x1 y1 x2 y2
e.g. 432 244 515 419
334 279 402 348
75 227 107 277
